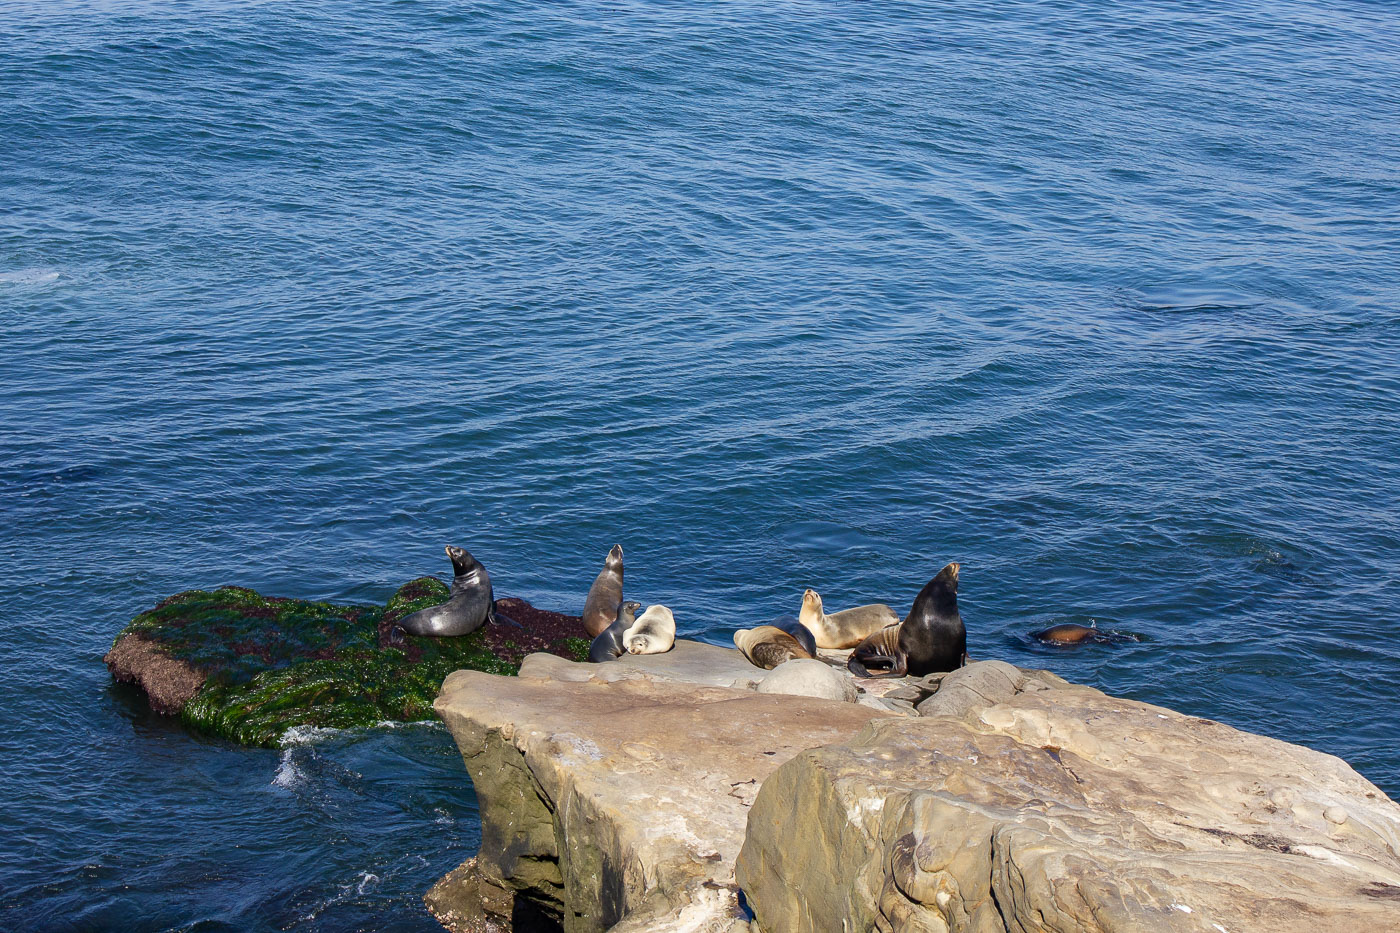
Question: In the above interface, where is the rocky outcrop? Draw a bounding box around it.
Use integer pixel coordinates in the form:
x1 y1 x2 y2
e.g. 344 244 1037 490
105 582 589 746
431 651 1400 932
737 661 1400 932
430 647 893 932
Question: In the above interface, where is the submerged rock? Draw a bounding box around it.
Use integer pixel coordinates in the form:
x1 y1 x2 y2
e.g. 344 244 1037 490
105 580 590 746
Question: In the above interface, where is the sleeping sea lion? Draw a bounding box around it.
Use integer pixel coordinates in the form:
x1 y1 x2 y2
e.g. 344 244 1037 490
799 589 900 649
582 544 624 637
768 614 818 657
848 562 965 678
734 625 815 669
396 546 511 638
588 601 643 662
624 604 675 655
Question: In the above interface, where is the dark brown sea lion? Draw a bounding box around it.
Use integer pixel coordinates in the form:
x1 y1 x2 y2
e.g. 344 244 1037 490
582 544 624 637
848 562 965 678
734 625 815 670
396 546 511 638
767 615 818 657
588 601 642 662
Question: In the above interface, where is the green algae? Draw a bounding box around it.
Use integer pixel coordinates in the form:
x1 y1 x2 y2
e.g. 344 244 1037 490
114 578 531 747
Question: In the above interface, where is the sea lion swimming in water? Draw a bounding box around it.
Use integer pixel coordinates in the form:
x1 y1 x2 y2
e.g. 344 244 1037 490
734 625 814 670
624 604 675 655
848 562 965 678
395 546 512 638
1032 621 1132 645
799 589 899 649
582 545 624 637
588 601 642 662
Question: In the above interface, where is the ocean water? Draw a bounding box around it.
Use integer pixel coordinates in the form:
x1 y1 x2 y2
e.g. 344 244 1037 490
2 0 1399 928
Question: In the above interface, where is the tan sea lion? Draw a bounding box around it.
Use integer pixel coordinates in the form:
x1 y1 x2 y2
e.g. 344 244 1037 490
849 562 965 678
799 589 900 649
582 544 624 637
734 625 815 670
624 604 675 655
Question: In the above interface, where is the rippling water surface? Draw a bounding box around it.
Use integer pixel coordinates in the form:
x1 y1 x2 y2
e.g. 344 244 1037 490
3 0 1399 928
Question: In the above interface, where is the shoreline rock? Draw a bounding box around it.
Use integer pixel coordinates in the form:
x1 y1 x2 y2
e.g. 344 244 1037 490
430 642 893 931
432 652 1400 932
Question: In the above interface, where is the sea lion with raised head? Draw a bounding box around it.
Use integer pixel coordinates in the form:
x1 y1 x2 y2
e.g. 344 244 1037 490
734 625 814 670
396 546 511 638
848 562 965 678
799 589 899 649
624 604 675 655
588 601 643 662
767 614 818 657
582 544 625 637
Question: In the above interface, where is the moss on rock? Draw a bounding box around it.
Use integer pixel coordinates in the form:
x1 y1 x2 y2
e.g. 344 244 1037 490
108 579 586 747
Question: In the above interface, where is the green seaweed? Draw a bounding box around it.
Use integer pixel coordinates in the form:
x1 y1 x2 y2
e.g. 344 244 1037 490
114 577 533 747
560 637 591 663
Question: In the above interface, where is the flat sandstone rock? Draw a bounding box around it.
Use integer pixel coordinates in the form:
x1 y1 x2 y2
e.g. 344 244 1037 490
737 665 1400 932
431 659 893 932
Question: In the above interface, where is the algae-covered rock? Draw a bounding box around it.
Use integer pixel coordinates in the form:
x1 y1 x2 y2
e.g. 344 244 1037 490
106 579 590 747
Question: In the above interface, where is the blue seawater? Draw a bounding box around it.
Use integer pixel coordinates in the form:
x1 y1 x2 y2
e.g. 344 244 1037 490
2 0 1398 928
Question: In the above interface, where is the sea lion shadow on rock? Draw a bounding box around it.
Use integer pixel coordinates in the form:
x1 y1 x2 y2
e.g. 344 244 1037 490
393 546 515 640
848 562 966 679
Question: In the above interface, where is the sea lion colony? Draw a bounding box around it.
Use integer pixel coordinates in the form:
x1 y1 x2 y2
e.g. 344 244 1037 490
399 545 986 678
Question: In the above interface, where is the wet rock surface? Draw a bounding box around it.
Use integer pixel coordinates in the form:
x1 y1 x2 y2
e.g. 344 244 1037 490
105 581 589 746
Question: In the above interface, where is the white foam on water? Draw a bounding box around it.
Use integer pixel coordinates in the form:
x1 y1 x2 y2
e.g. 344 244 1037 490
271 748 303 789
279 724 345 747
0 268 59 285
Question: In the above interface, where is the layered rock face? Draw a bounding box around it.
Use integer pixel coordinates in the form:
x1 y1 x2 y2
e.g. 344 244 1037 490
737 662 1400 933
430 643 893 932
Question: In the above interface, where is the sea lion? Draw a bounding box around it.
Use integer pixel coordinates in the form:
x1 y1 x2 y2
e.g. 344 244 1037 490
396 546 510 638
582 544 624 637
848 562 965 678
799 589 900 649
1032 622 1130 645
624 604 675 655
734 625 814 670
767 614 818 657
588 601 642 662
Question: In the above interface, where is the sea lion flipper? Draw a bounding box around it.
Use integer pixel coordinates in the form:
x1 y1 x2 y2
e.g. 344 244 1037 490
489 606 522 628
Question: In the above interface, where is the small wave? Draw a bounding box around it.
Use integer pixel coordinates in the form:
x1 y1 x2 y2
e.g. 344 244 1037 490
271 748 303 789
279 724 347 747
298 871 382 922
